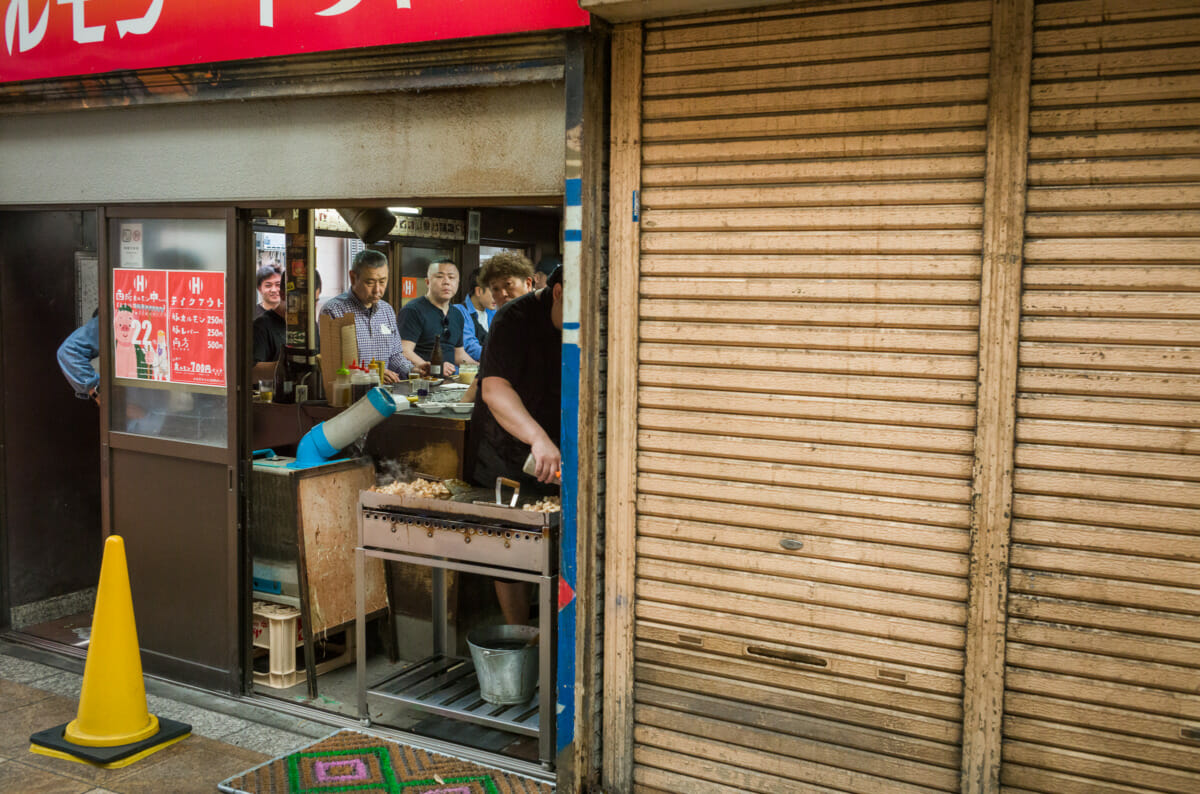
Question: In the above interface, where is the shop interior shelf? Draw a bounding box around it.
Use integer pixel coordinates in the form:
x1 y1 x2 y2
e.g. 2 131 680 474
368 654 539 738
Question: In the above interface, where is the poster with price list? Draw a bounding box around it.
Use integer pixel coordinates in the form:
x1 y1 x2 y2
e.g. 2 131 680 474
112 268 226 388
168 271 226 387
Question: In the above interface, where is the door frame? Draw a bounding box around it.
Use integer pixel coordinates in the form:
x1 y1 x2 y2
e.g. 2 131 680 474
98 204 244 692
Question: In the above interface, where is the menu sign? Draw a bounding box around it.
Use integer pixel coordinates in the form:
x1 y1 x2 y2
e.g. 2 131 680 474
112 267 226 388
1 1 590 84
168 270 226 386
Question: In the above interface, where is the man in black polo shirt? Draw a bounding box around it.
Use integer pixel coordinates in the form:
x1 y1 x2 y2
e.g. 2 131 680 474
398 259 467 378
470 265 562 492
470 265 562 625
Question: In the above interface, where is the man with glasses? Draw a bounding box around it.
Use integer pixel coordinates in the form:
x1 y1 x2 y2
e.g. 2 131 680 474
399 259 468 378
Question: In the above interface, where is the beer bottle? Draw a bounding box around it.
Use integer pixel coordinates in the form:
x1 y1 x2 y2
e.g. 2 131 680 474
429 332 444 378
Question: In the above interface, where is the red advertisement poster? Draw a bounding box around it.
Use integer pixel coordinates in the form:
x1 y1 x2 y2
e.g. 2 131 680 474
1 1 589 84
112 268 169 382
168 270 226 386
111 267 226 387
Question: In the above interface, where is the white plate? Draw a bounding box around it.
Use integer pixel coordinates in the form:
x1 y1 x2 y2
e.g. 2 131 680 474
439 382 469 391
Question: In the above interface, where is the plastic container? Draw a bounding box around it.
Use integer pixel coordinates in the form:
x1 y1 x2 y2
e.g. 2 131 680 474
350 364 372 403
523 453 562 481
467 624 539 705
332 366 351 408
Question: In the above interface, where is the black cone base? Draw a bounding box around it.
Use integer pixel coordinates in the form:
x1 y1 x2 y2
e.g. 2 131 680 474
30 716 191 766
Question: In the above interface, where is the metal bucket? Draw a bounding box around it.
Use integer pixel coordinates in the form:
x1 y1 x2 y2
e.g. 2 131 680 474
466 624 538 705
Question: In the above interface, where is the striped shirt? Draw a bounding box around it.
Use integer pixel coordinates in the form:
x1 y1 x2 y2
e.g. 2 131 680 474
319 292 412 377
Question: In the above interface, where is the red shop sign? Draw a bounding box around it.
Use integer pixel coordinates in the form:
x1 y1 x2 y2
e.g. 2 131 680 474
2 0 590 84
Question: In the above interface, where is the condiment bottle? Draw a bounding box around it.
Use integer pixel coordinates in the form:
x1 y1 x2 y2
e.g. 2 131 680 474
523 453 562 481
350 363 371 402
333 365 351 407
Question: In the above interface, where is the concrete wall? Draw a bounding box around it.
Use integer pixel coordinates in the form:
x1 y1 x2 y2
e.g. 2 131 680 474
0 81 565 205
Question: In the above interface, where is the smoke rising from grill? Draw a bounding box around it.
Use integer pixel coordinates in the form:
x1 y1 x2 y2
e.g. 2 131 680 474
374 458 413 487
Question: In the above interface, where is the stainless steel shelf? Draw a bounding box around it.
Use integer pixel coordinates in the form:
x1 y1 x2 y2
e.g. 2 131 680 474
356 492 557 767
369 654 539 737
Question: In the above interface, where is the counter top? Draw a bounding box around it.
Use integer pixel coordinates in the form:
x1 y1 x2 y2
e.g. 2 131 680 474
252 400 471 480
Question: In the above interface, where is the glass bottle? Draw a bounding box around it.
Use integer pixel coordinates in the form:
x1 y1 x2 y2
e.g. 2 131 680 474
272 344 295 404
429 333 443 379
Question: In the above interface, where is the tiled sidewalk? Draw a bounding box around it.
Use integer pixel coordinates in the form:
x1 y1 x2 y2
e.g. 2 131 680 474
0 643 331 793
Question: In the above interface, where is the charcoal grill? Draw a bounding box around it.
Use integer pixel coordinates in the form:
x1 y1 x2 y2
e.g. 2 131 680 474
355 486 558 767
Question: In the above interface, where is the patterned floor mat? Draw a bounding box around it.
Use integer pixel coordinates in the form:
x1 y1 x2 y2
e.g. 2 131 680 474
219 729 553 794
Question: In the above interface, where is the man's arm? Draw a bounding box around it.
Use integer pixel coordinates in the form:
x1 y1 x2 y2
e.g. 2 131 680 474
400 338 427 370
481 375 560 483
57 316 101 400
455 304 483 361
251 361 275 384
386 340 413 383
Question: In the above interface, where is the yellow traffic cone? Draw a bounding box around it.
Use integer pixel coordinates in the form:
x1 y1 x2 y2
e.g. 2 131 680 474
29 535 190 768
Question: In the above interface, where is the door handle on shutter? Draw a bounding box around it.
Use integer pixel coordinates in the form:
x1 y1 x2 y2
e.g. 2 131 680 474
746 645 826 668
780 538 803 551
1183 726 1200 743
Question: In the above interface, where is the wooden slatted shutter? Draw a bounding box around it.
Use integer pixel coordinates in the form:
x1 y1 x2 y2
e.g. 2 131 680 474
630 2 992 790
1003 1 1200 792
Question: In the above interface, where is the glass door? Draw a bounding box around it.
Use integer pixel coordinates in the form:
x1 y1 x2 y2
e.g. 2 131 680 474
99 207 243 691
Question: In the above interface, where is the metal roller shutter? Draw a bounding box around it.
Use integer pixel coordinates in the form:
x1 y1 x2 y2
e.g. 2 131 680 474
631 2 991 790
1003 1 1200 792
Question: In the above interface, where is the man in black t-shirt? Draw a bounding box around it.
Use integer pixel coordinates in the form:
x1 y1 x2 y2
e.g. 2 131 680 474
398 259 466 378
253 272 321 364
469 266 562 625
470 265 562 493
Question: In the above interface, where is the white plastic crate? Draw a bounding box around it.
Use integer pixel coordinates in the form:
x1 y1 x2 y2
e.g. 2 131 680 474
251 600 353 689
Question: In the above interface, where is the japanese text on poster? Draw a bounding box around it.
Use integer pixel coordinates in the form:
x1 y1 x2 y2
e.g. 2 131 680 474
112 267 226 388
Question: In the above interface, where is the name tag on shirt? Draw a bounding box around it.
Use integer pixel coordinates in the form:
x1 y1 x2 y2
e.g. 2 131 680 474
380 325 392 334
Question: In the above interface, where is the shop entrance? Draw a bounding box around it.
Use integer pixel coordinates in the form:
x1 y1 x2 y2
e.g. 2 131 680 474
0 210 102 649
2 207 243 693
244 203 564 770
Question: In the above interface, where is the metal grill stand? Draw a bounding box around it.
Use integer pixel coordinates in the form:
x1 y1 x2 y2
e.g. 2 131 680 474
355 490 557 768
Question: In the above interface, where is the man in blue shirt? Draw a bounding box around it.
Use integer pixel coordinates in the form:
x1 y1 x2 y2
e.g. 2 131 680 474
58 310 168 435
452 270 496 363
320 250 413 382
57 312 101 402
